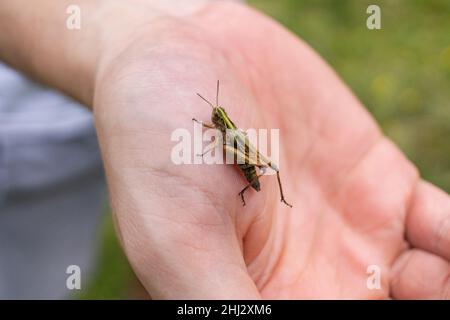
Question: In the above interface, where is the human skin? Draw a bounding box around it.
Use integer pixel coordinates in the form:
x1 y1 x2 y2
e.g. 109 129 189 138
0 0 448 299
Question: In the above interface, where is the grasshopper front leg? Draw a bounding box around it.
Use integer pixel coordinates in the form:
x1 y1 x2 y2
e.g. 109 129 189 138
193 118 223 157
192 118 215 129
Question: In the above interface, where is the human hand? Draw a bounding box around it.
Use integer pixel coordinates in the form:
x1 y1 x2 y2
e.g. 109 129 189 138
1 0 447 299
92 1 449 299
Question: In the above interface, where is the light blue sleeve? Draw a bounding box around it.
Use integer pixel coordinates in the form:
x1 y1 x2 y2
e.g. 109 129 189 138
0 62 106 299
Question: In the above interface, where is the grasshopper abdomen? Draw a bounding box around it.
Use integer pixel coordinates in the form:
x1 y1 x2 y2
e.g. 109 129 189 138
238 164 261 192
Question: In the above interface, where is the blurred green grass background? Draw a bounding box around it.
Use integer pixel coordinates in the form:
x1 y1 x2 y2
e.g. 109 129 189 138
79 0 450 299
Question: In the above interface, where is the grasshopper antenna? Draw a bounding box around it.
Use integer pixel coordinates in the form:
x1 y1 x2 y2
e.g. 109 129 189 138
216 80 220 106
196 93 214 109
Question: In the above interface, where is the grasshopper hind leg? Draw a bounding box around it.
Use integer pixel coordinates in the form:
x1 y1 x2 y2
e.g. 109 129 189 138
238 170 292 208
192 118 215 129
238 186 250 206
238 173 263 206
276 171 293 208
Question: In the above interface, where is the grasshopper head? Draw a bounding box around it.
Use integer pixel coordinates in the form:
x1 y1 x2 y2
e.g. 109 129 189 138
197 81 235 130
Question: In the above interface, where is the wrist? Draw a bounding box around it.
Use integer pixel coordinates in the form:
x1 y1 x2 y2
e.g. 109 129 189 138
93 0 213 106
0 0 212 106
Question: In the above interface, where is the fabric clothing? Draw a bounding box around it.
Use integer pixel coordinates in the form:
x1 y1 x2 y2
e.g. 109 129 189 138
0 62 106 299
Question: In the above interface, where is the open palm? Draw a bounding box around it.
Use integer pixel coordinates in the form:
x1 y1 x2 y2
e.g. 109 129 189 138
93 1 449 299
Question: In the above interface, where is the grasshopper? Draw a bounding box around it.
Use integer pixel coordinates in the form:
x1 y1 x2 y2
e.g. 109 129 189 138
192 81 292 207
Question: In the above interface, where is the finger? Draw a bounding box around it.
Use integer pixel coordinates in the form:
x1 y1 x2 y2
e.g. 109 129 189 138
390 249 450 299
406 180 450 261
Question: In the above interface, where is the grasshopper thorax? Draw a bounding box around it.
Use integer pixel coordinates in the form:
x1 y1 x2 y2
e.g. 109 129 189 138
211 107 229 132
